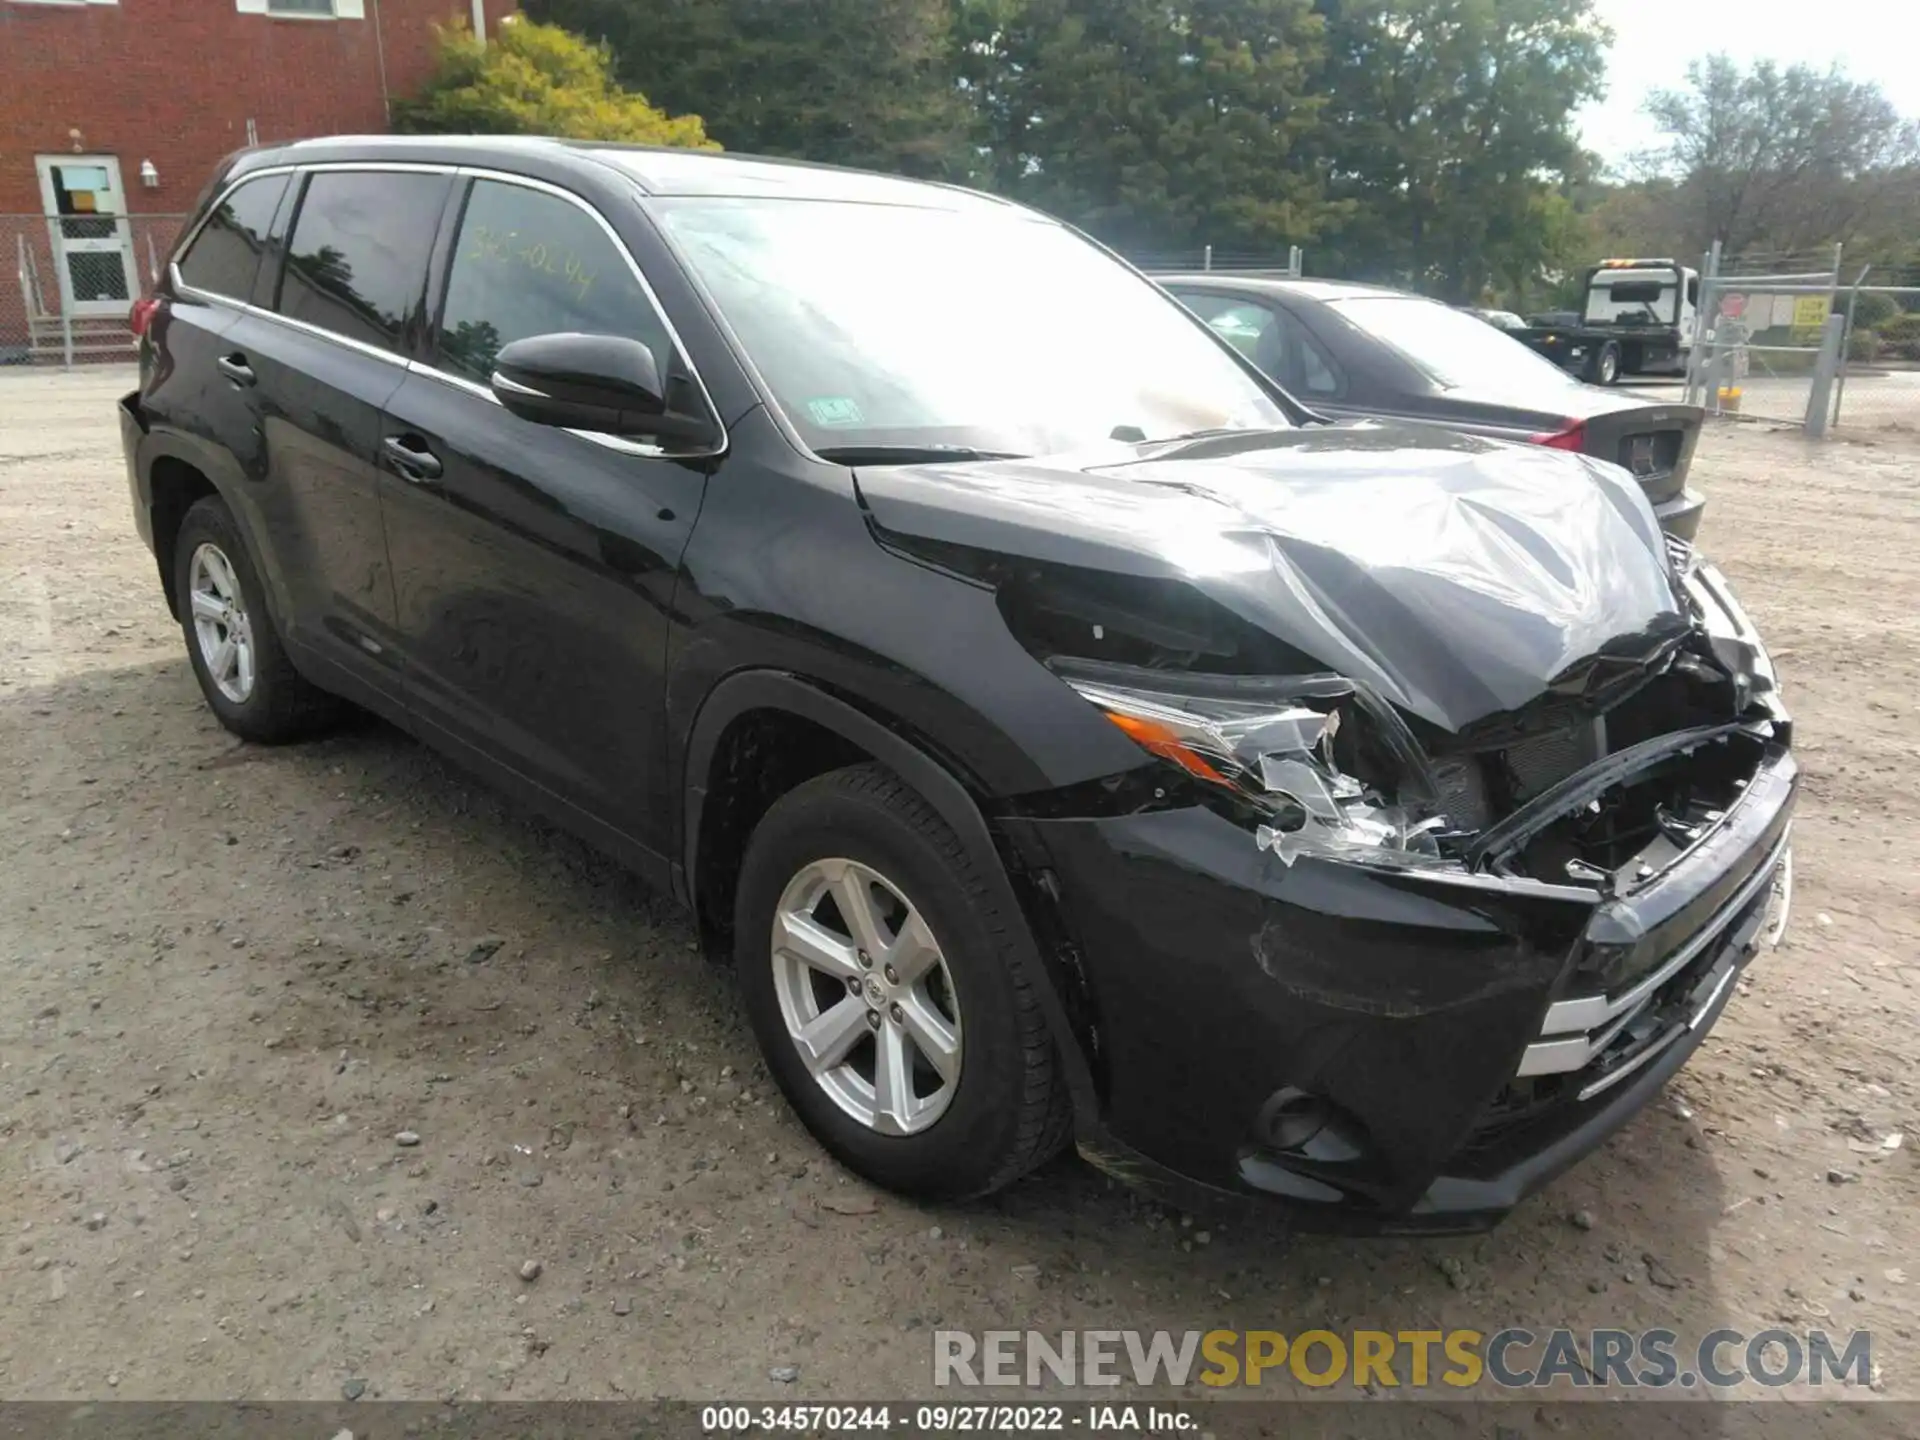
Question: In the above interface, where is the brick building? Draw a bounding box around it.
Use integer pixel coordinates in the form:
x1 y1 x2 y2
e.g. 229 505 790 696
2 0 515 361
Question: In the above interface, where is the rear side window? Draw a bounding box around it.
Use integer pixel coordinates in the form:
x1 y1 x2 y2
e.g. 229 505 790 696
176 173 290 300
1181 294 1279 368
277 170 452 352
1179 292 1343 398
435 178 673 385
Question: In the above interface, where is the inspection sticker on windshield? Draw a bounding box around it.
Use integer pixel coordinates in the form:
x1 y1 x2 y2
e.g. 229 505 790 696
807 397 864 427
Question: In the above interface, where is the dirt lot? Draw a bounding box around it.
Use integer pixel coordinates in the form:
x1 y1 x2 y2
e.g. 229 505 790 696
0 367 1914 1404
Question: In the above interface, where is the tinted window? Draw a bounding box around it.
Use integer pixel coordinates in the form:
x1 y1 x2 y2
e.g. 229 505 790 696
1292 319 1342 397
1179 292 1341 398
277 171 451 351
1182 296 1276 367
177 174 289 299
1331 296 1578 392
436 179 673 386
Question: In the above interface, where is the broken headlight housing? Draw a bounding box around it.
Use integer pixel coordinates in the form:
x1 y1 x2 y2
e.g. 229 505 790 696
1052 660 1459 868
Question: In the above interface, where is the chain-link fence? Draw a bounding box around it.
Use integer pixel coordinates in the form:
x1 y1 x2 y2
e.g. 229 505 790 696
1831 267 1920 433
1680 245 1920 434
3 213 188 368
1130 245 1305 278
1684 247 1845 426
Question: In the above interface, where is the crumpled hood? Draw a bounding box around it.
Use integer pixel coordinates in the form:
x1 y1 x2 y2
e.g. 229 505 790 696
855 423 1688 732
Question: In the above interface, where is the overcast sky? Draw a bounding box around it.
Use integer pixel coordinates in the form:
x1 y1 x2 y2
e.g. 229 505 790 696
1576 0 1920 171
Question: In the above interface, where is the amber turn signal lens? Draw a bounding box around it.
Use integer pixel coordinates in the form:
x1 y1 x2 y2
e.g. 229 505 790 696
1101 711 1227 784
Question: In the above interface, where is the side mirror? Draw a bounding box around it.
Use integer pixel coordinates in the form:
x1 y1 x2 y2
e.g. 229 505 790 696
490 332 717 448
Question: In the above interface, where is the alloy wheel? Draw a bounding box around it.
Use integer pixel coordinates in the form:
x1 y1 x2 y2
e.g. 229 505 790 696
188 541 256 704
769 857 963 1135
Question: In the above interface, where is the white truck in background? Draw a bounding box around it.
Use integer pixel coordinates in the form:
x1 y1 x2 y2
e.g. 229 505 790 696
1517 258 1700 385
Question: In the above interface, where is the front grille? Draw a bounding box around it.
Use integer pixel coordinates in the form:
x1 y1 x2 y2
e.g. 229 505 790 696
1463 839 1790 1153
1430 754 1492 831
1504 721 1601 799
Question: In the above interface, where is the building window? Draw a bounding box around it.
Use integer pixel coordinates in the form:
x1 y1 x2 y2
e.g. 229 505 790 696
234 0 364 16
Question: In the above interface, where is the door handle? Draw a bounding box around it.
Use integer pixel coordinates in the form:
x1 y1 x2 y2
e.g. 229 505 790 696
215 354 255 387
382 435 444 482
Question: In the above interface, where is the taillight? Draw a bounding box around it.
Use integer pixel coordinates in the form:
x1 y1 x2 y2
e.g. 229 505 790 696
1528 420 1586 452
129 297 160 337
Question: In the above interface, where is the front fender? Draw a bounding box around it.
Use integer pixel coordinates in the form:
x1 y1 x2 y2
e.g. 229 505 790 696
677 666 1103 1126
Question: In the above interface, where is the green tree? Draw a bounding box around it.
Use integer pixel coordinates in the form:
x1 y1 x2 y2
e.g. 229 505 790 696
1641 55 1919 257
392 16 716 148
961 0 1333 256
1310 0 1610 302
524 0 970 178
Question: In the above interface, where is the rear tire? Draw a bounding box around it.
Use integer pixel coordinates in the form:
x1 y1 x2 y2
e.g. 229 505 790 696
1591 341 1621 386
734 763 1072 1200
173 495 340 743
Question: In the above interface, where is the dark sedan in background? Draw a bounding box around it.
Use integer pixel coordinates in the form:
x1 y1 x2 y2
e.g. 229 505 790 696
1163 276 1707 541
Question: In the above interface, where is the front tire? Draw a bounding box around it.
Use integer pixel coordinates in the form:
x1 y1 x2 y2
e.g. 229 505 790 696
173 495 340 743
734 763 1071 1199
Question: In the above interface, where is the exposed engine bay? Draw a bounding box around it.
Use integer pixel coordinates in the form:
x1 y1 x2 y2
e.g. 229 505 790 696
856 423 1785 899
992 539 1783 897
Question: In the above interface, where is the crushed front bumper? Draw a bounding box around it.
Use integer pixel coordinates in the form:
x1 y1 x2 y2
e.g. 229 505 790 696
998 733 1796 1235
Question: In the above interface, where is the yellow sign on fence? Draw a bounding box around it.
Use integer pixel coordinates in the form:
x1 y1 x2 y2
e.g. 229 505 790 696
1792 295 1831 341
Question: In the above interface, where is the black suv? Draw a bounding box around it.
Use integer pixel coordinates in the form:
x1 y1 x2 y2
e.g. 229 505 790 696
122 137 1795 1232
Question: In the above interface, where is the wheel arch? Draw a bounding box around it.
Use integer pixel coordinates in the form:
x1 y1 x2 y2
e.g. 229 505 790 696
680 669 1099 1120
681 670 999 929
147 453 220 619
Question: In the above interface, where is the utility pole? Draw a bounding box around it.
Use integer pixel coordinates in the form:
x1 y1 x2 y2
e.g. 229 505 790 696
472 0 486 44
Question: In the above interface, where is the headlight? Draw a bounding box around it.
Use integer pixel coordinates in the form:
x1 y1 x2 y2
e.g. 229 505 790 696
1052 661 1457 868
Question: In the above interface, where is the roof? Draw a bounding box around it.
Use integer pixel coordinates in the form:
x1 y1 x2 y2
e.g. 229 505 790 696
1154 274 1410 302
238 134 1012 210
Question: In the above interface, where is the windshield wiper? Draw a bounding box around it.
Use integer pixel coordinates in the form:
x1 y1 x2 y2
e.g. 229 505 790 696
815 444 1028 465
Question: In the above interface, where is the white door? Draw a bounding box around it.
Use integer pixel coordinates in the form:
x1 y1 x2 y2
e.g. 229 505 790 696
35 155 138 318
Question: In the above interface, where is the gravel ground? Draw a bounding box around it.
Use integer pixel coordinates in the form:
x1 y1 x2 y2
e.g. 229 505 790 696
0 368 1914 1403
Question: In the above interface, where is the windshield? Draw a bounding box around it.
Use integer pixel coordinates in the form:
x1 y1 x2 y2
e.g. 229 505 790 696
654 197 1289 457
1585 270 1679 325
1330 296 1582 392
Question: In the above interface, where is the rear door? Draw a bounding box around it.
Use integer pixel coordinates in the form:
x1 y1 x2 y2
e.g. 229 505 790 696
145 171 293 567
375 173 715 860
229 165 453 699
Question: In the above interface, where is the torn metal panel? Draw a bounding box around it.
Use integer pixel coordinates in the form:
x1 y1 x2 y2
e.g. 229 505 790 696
858 421 1687 733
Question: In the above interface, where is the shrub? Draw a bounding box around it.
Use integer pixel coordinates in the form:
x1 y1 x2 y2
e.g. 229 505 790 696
1847 327 1882 363
1880 311 1920 339
1879 312 1920 361
1850 291 1899 331
393 17 716 148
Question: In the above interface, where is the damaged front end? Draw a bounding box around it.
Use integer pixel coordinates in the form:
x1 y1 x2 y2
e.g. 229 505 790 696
999 537 1788 901
858 430 1796 1228
1009 554 1791 1229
